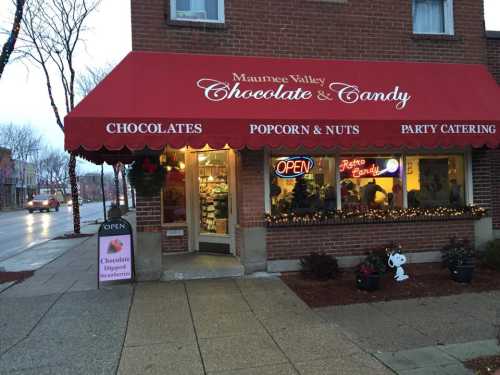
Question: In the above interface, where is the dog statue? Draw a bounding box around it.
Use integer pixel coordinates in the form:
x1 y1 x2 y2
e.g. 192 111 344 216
388 252 409 282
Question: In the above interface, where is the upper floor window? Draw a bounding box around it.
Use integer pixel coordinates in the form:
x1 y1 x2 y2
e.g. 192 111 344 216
171 0 224 23
413 0 454 35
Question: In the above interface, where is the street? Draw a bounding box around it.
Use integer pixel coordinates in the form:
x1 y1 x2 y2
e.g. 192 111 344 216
0 202 107 262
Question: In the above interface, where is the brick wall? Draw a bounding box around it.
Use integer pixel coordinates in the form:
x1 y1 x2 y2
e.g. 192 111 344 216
162 227 189 253
236 149 265 228
486 32 500 83
485 34 500 230
267 220 475 261
472 149 493 212
491 149 500 230
132 0 487 65
136 194 162 232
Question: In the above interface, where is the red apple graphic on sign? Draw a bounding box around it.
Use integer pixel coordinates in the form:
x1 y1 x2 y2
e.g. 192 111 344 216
108 238 124 254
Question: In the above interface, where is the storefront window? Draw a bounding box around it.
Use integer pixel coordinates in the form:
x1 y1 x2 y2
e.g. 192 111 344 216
270 156 336 215
340 157 403 209
406 155 465 208
161 149 187 224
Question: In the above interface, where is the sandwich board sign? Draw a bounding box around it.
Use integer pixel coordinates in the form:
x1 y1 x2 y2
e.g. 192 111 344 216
98 217 135 287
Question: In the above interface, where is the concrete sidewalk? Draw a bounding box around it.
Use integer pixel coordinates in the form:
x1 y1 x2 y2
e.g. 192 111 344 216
1 230 391 375
316 293 500 374
118 278 391 375
2 227 499 374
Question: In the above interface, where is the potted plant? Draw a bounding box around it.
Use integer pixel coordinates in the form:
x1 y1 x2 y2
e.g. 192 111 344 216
355 262 381 291
441 237 475 283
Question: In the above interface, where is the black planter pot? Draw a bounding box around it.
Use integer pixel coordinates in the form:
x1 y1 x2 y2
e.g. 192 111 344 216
450 263 475 283
356 273 380 291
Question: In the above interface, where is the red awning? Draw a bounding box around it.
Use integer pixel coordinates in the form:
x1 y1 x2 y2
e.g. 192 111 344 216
65 52 500 161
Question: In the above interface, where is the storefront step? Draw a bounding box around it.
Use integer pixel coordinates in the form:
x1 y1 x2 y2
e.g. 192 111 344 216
161 253 245 281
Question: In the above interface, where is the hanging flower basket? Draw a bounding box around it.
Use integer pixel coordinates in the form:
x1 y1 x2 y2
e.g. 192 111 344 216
128 156 166 196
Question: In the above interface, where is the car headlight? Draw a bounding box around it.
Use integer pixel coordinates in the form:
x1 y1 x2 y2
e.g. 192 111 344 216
28 201 33 206
43 200 49 205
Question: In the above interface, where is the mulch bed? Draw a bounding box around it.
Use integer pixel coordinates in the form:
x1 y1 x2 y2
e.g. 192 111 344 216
281 263 500 308
0 271 34 285
464 355 500 375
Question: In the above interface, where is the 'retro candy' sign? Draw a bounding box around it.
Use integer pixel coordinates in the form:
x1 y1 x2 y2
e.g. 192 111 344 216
98 218 134 285
275 156 315 179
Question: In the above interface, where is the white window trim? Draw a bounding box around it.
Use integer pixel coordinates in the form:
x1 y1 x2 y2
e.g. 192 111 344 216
412 0 454 36
266 148 472 213
263 148 271 214
170 0 225 23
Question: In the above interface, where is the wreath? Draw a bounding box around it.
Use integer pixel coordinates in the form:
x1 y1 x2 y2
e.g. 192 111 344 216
128 156 166 196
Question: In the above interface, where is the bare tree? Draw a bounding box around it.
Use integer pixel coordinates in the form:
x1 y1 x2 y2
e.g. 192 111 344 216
38 148 69 197
0 0 26 80
0 124 42 163
17 0 101 233
77 64 111 98
0 123 42 205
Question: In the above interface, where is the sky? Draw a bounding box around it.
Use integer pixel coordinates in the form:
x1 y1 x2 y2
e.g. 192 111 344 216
0 0 498 172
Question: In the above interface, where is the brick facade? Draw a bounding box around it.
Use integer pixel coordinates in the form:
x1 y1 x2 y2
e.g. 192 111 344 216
267 220 475 261
132 0 488 65
486 33 500 231
472 149 493 212
136 194 162 232
131 0 499 265
487 32 500 84
491 149 500 230
162 227 189 253
236 149 265 228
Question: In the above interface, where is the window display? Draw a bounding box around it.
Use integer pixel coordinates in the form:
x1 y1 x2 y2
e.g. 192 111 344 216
340 157 403 209
270 156 336 215
406 155 465 208
161 149 187 224
198 150 229 234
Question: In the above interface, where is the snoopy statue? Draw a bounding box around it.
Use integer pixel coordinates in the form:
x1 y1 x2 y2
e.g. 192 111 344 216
388 252 409 282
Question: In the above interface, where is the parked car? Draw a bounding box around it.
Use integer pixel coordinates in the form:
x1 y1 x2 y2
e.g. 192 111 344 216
26 194 60 213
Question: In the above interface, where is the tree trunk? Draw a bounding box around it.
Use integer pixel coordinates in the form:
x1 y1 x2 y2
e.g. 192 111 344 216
121 165 129 209
69 153 80 234
0 0 26 80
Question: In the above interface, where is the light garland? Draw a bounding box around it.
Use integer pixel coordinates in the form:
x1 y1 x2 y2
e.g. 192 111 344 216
0 0 25 79
265 206 487 227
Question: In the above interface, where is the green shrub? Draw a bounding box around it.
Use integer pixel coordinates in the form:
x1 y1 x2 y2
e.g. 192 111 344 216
364 249 390 275
482 240 500 271
300 252 339 280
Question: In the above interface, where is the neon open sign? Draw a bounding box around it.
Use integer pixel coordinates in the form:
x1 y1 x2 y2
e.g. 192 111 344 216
275 156 315 178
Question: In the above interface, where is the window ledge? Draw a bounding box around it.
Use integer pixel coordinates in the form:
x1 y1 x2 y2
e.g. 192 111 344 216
411 33 460 42
162 223 188 228
166 18 227 30
265 207 487 228
266 214 481 228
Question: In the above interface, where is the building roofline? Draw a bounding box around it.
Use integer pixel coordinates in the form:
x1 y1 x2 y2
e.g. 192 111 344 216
486 30 500 39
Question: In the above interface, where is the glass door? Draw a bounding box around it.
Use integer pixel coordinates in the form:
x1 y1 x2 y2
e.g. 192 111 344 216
194 149 235 254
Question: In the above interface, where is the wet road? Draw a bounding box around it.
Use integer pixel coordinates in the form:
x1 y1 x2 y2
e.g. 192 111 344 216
0 202 107 262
